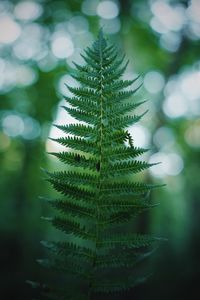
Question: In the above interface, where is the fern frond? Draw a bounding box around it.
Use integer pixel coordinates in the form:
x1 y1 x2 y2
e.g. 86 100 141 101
50 136 97 154
52 258 91 280
109 100 147 117
102 55 125 76
104 79 138 93
109 84 143 104
54 124 96 139
73 62 99 79
92 273 149 293
41 30 162 300
52 216 95 241
48 152 98 171
105 145 148 161
109 110 148 129
95 250 153 269
44 170 98 186
48 199 95 219
64 96 99 113
103 161 157 177
71 74 99 89
105 60 129 83
47 241 95 259
62 106 97 125
97 233 155 249
47 179 95 201
80 53 102 70
66 85 98 100
101 181 154 196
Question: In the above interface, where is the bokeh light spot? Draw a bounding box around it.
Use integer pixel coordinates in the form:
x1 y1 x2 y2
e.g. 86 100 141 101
180 70 200 101
187 0 200 24
13 23 47 61
14 1 43 21
2 114 24 137
150 17 167 34
97 1 119 20
51 35 74 59
149 152 184 177
15 66 38 87
22 117 41 140
166 153 184 176
129 124 150 148
144 71 165 94
68 16 89 34
151 1 186 32
38 54 58 72
82 0 99 16
163 93 188 118
0 15 21 44
100 18 121 34
153 126 175 149
160 32 181 52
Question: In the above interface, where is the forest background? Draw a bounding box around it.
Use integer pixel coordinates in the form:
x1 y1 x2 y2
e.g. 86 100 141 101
0 0 200 299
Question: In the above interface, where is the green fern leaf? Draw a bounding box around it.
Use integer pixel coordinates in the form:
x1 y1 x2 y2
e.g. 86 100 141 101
54 124 96 138
40 30 163 300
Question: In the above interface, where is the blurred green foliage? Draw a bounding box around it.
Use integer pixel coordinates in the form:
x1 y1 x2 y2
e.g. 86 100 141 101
0 0 200 299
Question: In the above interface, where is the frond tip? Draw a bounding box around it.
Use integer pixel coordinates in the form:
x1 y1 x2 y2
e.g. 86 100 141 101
40 29 163 300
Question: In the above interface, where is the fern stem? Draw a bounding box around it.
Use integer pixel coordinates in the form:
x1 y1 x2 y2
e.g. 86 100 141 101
87 31 105 300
